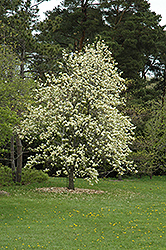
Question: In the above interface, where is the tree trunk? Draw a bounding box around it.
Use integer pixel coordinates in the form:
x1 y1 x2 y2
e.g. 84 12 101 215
118 174 123 181
20 45 25 78
68 166 74 190
10 135 16 181
77 0 87 52
161 64 166 108
16 135 22 183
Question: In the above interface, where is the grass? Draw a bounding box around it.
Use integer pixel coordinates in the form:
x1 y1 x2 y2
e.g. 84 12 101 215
0 176 166 249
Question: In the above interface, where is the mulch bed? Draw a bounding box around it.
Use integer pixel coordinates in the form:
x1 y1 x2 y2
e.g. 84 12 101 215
36 187 105 194
0 190 10 196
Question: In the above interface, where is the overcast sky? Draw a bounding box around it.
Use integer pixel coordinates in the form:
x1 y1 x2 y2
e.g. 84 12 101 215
39 0 166 26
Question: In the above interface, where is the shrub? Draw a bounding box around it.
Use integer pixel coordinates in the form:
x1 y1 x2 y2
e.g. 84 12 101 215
0 163 14 186
21 168 48 184
0 163 48 186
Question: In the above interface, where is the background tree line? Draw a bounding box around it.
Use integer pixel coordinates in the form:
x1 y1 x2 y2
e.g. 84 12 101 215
0 0 166 183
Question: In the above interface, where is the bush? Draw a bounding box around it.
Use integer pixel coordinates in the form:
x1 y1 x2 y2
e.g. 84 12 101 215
21 168 48 184
0 163 14 186
0 163 48 186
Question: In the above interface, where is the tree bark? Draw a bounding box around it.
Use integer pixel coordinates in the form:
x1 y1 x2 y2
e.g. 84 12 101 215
118 174 123 181
68 166 75 190
77 0 87 52
20 45 25 78
16 135 22 183
10 135 16 181
161 64 166 107
15 44 25 183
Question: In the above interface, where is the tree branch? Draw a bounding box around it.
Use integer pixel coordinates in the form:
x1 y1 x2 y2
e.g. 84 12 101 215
30 0 48 9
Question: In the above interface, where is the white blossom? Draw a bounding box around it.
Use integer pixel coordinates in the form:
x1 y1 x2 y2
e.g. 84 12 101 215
18 41 136 187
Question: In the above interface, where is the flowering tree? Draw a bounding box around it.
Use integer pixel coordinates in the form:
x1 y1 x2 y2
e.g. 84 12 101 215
19 41 136 189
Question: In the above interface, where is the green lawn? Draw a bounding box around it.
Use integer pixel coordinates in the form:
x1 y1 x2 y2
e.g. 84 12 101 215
0 176 166 249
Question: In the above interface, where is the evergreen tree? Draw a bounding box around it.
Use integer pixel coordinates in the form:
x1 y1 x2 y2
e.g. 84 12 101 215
35 0 165 80
100 0 164 79
31 0 105 79
0 0 40 77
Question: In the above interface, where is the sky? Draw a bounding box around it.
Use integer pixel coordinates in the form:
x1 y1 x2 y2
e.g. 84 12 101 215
39 0 166 26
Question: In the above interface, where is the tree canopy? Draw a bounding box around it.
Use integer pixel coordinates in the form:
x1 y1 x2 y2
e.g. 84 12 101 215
34 0 165 79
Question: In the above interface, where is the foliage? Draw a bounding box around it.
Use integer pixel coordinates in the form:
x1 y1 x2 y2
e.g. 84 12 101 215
121 72 166 177
30 0 106 78
100 0 164 79
0 163 13 186
42 1 105 51
30 41 62 79
0 107 17 148
0 163 48 186
36 0 165 80
21 168 49 184
32 0 105 79
0 0 40 78
0 45 34 149
0 0 40 183
18 41 136 189
132 100 166 177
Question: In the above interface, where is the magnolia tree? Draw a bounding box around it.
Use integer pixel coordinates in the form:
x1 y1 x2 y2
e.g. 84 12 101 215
19 41 136 189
